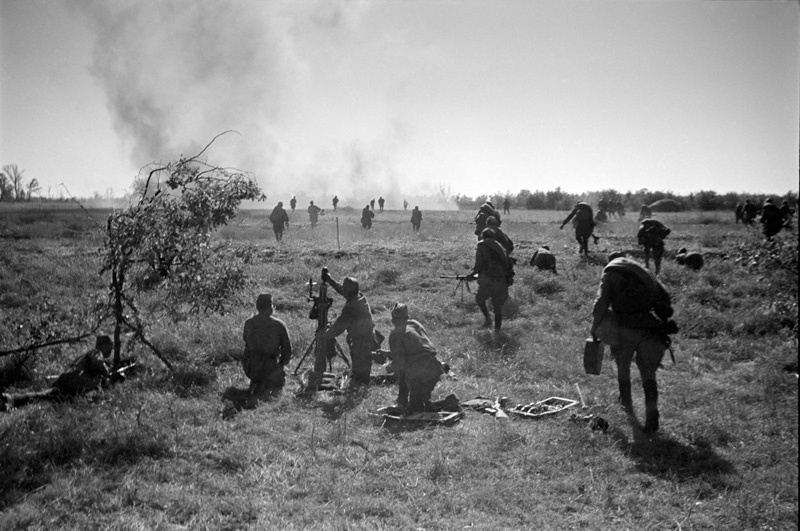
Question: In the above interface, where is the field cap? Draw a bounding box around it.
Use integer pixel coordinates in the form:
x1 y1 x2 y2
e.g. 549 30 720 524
256 293 273 310
342 277 359 297
391 303 408 321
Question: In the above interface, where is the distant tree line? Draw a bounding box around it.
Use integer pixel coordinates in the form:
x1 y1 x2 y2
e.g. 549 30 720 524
0 165 40 201
454 187 798 212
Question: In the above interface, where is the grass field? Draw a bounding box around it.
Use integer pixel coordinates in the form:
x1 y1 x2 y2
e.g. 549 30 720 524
0 203 797 530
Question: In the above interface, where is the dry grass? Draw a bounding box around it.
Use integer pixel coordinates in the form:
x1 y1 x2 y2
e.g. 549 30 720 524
0 203 797 530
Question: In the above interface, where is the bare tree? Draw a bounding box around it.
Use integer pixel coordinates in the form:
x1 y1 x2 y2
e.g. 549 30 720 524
1 164 25 201
26 178 41 200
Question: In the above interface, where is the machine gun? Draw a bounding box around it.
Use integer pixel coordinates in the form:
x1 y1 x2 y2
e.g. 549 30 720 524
293 268 349 375
440 274 475 302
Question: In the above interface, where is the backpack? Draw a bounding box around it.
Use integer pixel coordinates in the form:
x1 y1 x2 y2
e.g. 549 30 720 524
637 219 670 247
575 203 594 223
605 258 673 320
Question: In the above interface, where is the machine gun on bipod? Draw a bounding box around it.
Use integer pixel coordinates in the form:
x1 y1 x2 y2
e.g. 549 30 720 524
440 274 475 302
293 268 349 376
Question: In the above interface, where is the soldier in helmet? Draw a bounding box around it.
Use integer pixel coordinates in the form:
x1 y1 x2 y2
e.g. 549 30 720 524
468 228 513 330
560 201 599 256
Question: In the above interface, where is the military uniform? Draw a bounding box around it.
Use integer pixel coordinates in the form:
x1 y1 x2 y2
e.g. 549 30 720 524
560 202 597 255
243 295 292 395
323 275 377 384
591 256 675 434
269 202 289 241
471 229 511 330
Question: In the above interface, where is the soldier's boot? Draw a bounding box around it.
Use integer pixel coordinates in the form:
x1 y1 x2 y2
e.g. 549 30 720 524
478 303 492 327
642 380 660 434
494 313 503 330
618 379 633 412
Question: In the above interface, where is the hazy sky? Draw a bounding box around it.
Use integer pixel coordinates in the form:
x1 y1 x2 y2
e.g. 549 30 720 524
1 0 798 204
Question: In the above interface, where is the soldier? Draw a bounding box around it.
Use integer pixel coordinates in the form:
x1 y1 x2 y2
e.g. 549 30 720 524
595 209 608 223
332 195 339 211
370 198 376 211
530 245 557 274
322 271 378 385
637 218 671 275
361 205 375 229
242 294 292 396
289 196 297 212
675 248 704 270
474 200 500 239
780 199 794 229
403 199 409 211
734 202 744 224
269 201 289 241
559 201 599 256
486 216 513 255
307 201 322 228
742 199 758 225
378 197 385 212
590 252 677 434
468 228 512 330
2 335 115 410
502 198 511 215
377 303 445 413
760 198 784 240
410 206 422 232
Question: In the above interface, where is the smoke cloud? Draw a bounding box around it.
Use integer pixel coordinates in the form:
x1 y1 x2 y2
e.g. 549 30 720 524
75 0 451 208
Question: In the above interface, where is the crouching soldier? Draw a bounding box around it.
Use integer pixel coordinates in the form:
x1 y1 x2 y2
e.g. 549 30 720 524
377 303 445 413
590 252 677 434
675 248 704 270
242 294 292 396
530 245 557 274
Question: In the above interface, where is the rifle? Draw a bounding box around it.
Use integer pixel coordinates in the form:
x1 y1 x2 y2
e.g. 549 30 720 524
293 268 349 375
110 361 138 383
440 274 475 302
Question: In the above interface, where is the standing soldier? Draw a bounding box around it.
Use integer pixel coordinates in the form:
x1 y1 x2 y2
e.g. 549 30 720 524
734 202 744 224
468 228 512 331
332 195 339 211
403 199 409 211
474 200 501 239
242 294 292 396
742 199 758 225
378 303 445 413
410 206 422 232
590 252 677 434
322 270 378 385
269 201 290 241
560 201 599 255
486 216 513 255
370 198 376 211
378 197 385 212
503 198 511 214
307 201 322 228
760 198 784 240
779 199 794 229
637 218 671 275
289 196 297 212
361 205 375 229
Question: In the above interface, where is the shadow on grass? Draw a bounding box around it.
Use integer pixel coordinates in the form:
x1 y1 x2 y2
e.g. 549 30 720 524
615 412 736 488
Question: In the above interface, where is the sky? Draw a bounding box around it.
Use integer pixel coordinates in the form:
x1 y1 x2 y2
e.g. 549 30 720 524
1 0 798 207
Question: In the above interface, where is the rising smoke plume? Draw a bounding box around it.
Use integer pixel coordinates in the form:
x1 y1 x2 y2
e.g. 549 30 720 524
76 0 452 208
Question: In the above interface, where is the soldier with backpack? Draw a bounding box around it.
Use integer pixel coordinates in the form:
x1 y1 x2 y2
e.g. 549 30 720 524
637 218 671 275
467 228 514 331
560 201 599 255
474 201 501 239
590 252 678 434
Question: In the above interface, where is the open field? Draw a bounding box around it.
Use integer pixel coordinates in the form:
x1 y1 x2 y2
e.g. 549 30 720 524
0 203 797 530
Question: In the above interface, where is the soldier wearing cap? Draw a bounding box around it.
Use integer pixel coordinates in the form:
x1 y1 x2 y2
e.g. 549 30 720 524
379 303 444 412
468 228 512 330
486 216 513 255
242 294 292 395
322 271 377 384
